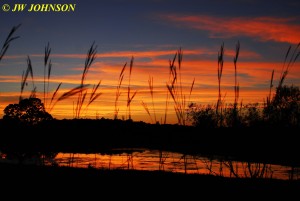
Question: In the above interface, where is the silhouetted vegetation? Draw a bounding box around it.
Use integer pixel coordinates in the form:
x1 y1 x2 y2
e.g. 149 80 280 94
0 24 21 62
49 42 101 115
3 98 53 125
264 85 300 127
188 43 300 128
74 42 101 118
166 49 195 125
188 84 300 128
114 62 126 119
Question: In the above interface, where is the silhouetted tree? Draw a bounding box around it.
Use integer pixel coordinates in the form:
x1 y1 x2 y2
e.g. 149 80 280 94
3 98 53 125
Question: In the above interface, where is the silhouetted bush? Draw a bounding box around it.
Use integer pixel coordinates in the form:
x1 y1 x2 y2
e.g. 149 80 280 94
187 104 219 128
240 103 263 127
264 85 300 127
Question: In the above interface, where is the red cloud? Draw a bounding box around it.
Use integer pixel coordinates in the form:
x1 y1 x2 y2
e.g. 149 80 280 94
164 15 300 44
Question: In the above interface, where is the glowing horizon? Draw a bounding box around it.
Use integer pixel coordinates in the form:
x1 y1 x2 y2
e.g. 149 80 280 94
1 47 299 124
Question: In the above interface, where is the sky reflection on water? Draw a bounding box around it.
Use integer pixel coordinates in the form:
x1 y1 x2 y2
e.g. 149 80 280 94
48 149 299 180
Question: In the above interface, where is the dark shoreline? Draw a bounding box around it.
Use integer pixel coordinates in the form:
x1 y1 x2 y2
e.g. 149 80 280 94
1 163 299 196
1 119 299 167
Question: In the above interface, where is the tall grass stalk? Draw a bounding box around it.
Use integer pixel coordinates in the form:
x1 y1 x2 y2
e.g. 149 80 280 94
44 42 51 108
186 77 195 123
189 78 195 103
42 43 65 112
75 42 97 118
49 43 99 117
141 101 153 123
0 24 20 109
127 56 137 120
148 76 157 123
48 82 62 112
50 84 89 112
264 43 300 123
114 62 126 119
233 41 240 125
267 70 274 106
164 52 177 124
83 80 102 115
233 41 240 108
277 43 300 91
166 49 193 125
0 24 21 62
216 43 224 115
20 56 35 101
178 48 184 113
87 81 102 108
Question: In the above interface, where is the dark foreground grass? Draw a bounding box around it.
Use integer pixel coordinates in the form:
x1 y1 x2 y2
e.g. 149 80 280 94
0 163 298 199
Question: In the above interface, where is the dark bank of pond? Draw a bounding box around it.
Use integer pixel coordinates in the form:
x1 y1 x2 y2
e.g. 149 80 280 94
0 119 299 168
1 161 299 198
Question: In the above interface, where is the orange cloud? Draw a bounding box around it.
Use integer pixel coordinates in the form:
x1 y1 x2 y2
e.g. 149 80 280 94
0 75 21 82
2 59 299 91
3 48 260 61
163 15 300 44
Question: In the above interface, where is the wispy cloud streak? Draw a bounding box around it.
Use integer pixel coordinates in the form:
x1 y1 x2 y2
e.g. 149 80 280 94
163 15 300 44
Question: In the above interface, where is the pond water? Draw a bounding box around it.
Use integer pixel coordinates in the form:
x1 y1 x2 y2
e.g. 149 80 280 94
40 149 299 180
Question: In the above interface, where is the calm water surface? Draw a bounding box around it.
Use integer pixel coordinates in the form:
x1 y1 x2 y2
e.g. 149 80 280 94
44 149 299 180
1 148 298 180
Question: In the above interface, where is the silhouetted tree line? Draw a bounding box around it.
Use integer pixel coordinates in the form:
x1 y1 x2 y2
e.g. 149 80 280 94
188 85 300 128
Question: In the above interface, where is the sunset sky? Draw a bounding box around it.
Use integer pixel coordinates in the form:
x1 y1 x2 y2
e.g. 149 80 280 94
1 0 300 124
